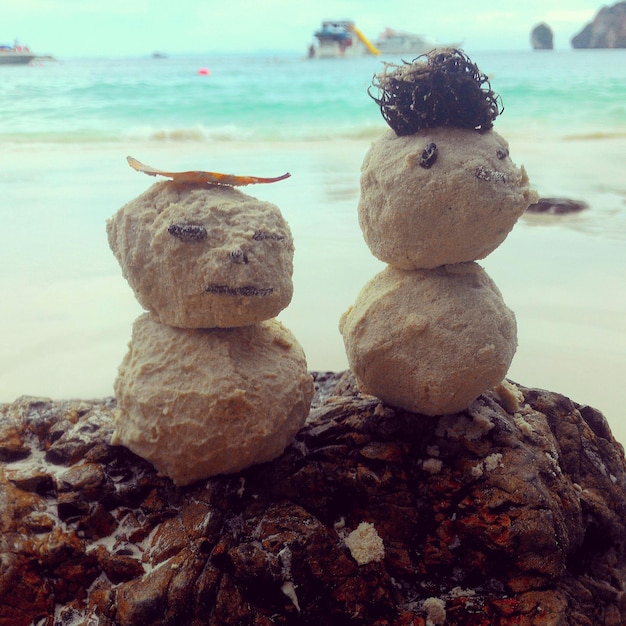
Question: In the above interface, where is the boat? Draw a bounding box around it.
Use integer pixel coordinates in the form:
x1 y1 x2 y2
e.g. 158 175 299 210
374 27 460 56
0 43 38 65
310 20 379 58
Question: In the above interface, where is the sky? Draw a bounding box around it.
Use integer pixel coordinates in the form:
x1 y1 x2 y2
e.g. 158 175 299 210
5 0 606 57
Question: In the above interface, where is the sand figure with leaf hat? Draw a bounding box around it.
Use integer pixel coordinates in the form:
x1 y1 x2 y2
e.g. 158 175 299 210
107 159 313 486
340 49 538 415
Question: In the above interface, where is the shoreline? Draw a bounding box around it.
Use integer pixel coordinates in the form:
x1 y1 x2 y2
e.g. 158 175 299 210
1 137 624 445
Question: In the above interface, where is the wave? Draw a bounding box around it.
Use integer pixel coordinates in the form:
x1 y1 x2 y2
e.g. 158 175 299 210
4 115 626 147
0 121 388 145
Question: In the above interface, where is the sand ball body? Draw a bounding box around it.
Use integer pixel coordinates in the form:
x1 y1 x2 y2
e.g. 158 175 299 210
339 263 517 415
107 182 294 328
358 128 537 269
112 314 314 486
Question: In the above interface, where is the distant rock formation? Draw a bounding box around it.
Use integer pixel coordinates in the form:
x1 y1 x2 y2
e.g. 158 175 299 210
572 1 626 48
531 23 554 49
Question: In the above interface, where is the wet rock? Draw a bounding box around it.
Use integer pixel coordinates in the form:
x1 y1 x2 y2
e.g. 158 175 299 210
0 422 29 462
526 196 589 214
0 377 625 625
5 465 56 495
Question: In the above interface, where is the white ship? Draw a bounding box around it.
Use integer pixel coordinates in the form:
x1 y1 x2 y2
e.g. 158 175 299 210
310 20 379 58
374 28 460 56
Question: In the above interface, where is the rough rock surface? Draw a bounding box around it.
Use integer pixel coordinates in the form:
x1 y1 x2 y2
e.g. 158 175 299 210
1 372 626 625
572 1 626 48
531 23 554 49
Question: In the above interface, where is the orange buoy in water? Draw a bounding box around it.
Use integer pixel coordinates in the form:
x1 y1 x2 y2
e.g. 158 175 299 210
197 67 210 76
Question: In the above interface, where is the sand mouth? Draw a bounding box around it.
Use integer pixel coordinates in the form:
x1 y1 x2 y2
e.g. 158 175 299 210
205 284 274 297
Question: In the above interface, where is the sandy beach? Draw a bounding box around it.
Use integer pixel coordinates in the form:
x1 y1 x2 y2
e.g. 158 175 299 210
1 134 625 444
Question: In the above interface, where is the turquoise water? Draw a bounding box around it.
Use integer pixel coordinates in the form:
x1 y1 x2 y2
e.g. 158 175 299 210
1 49 625 143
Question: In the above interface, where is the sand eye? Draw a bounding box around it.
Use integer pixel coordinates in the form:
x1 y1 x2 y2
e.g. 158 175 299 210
252 230 285 242
419 142 438 169
496 148 509 160
168 223 207 242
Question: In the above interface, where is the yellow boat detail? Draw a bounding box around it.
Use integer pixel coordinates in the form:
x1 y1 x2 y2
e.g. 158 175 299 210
349 24 380 56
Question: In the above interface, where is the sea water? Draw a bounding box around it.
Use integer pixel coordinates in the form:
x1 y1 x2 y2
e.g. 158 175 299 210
1 49 625 441
2 50 625 142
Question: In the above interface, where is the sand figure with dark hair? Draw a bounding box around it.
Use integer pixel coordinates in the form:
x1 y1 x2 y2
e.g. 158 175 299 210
340 49 538 415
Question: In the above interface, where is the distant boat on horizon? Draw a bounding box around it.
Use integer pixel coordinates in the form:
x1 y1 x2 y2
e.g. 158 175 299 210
374 27 461 57
0 44 36 65
0 43 55 65
309 20 379 58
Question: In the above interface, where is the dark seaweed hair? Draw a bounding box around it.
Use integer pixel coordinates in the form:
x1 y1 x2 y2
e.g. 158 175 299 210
368 48 503 136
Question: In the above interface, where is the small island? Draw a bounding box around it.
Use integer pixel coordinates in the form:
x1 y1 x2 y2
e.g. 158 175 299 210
531 23 554 50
